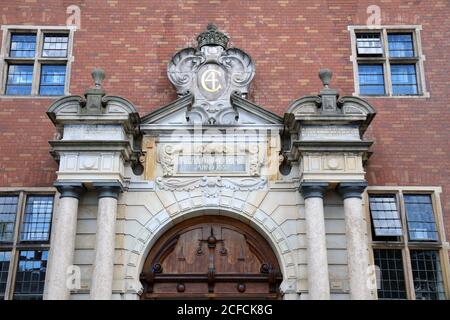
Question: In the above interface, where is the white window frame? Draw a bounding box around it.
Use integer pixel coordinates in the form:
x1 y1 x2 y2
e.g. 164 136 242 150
349 25 429 98
364 186 450 300
0 25 76 98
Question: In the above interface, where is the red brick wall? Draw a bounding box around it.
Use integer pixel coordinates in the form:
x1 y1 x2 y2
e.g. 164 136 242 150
0 0 448 236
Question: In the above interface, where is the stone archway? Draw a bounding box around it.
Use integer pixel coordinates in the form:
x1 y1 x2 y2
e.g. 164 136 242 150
139 215 283 299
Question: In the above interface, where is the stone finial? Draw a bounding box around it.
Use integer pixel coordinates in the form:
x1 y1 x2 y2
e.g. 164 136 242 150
318 69 332 88
91 68 105 88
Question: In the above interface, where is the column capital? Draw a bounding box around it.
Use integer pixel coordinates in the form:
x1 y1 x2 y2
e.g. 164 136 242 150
54 181 85 199
299 182 328 199
337 181 368 199
93 181 123 199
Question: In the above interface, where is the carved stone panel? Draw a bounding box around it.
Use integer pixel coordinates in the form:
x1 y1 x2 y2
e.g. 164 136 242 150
167 25 255 125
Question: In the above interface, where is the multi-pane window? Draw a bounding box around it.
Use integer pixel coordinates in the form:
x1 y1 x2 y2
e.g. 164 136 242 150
0 196 19 242
42 34 69 57
0 192 54 300
410 250 445 300
0 26 74 96
9 34 36 58
39 65 66 96
0 251 11 299
349 26 427 97
373 249 407 299
13 250 48 300
367 189 448 300
369 195 402 238
358 64 385 95
21 196 53 242
404 195 438 241
5 64 33 95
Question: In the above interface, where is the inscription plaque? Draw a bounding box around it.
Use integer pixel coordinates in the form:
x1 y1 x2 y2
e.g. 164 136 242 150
300 125 360 141
177 154 247 174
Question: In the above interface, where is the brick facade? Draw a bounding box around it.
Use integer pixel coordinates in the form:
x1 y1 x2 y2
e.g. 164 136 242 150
0 0 449 237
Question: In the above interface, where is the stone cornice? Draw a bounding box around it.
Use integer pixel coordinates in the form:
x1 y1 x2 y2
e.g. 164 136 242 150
49 140 134 161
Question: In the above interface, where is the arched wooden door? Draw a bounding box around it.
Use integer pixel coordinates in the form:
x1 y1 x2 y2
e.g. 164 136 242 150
140 215 283 299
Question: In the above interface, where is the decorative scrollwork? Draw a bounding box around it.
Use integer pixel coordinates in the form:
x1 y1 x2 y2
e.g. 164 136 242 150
156 176 267 197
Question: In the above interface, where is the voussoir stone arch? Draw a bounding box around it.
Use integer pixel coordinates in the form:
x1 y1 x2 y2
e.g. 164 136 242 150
122 190 300 297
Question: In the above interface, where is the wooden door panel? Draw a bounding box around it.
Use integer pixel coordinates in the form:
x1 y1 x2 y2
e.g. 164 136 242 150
140 215 282 299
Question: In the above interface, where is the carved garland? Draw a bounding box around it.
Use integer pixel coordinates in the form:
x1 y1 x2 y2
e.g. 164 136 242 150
156 176 267 197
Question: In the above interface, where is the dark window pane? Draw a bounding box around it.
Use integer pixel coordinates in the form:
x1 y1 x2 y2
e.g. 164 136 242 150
42 34 69 57
0 196 18 242
5 64 33 95
410 250 445 300
404 194 438 241
39 65 66 96
13 250 47 300
9 34 36 58
358 64 385 95
356 33 383 55
369 195 402 237
0 251 11 299
391 64 418 95
20 195 53 242
388 33 414 57
373 249 407 299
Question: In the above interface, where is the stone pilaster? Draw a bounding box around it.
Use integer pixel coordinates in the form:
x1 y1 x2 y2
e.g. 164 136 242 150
45 182 84 300
337 181 372 300
299 182 330 300
90 181 123 300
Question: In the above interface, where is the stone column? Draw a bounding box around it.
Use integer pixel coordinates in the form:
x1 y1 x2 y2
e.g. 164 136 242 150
90 182 123 300
337 181 372 300
300 182 330 300
45 182 84 300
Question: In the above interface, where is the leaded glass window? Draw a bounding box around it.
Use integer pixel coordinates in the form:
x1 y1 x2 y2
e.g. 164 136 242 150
368 189 447 300
13 250 48 300
373 249 407 299
20 195 53 242
0 196 18 242
410 250 445 300
369 195 402 237
404 195 438 241
0 251 11 299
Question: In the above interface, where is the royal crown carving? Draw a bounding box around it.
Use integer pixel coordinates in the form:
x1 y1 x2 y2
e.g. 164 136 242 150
167 24 255 125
